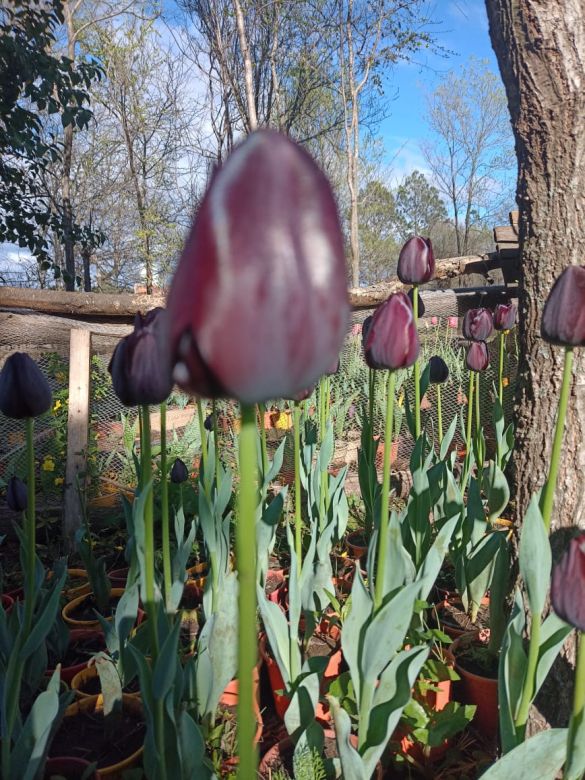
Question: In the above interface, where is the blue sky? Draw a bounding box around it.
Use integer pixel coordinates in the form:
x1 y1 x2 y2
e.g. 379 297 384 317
380 0 501 183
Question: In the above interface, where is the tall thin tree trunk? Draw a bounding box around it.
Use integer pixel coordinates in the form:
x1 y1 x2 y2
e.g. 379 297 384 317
486 0 585 732
61 1 77 291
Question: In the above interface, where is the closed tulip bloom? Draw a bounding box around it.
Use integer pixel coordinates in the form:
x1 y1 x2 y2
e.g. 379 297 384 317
494 302 517 331
168 129 349 404
364 292 420 371
170 458 189 484
326 357 340 375
361 316 373 355
429 356 449 384
6 476 27 512
109 308 173 407
462 308 494 342
0 352 52 419
204 413 214 432
397 236 435 285
551 534 585 631
289 385 314 402
466 341 490 372
407 286 425 317
541 265 585 346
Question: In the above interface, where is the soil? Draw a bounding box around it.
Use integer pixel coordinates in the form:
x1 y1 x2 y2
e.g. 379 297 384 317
68 594 120 623
49 708 145 768
47 634 104 670
436 600 490 633
305 632 338 660
456 640 499 679
264 571 283 597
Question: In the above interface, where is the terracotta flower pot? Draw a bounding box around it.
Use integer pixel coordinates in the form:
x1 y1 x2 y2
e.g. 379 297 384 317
44 757 101 780
108 568 129 589
265 569 285 604
61 568 91 602
62 588 142 630
1 593 14 612
451 632 498 736
373 437 399 470
345 530 369 560
71 664 140 700
51 694 144 778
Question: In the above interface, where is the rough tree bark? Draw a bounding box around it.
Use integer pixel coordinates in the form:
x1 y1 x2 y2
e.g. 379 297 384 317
486 0 585 731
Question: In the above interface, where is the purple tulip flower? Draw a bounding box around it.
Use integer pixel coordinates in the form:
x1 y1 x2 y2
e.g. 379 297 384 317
0 352 52 419
364 292 420 371
6 476 27 512
397 236 435 286
462 308 494 342
466 341 490 372
551 534 585 631
494 302 517 331
429 356 449 384
168 129 349 404
541 265 585 346
170 458 189 484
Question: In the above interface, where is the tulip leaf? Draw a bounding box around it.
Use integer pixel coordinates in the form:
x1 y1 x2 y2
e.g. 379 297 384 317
439 414 458 461
519 494 551 616
419 361 431 404
535 611 572 696
257 585 294 686
177 710 211 779
342 567 372 703
382 512 415 596
415 515 458 602
328 695 369 780
498 590 528 754
20 569 66 660
284 670 319 736
483 461 510 524
479 728 568 780
152 616 181 700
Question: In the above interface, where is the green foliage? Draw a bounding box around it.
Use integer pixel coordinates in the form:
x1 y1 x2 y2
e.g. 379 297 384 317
394 170 447 241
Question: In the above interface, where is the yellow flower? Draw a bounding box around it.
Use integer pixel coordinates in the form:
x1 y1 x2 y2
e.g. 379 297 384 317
54 477 64 486
55 372 66 383
274 411 292 430
502 377 510 388
42 456 55 472
53 400 62 412
397 391 405 408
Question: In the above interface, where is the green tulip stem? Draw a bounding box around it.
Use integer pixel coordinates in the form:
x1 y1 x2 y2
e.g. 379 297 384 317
24 416 36 634
236 403 258 779
160 402 172 613
196 398 208 476
212 398 220 486
258 403 268 487
436 384 443 446
368 368 376 460
514 608 541 737
374 370 396 610
475 371 481 438
498 331 505 406
566 631 585 780
540 346 574 533
293 400 302 579
413 284 421 438
140 406 166 780
466 371 474 448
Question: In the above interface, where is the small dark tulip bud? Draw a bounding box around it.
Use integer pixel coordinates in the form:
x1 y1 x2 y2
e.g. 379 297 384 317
0 352 52 419
429 356 449 384
6 476 27 512
170 458 189 484
407 287 425 318
108 308 173 407
361 316 373 355
494 302 517 331
204 413 214 431
541 266 585 346
168 129 349 404
462 308 494 342
397 236 435 286
365 292 420 371
551 534 585 631
466 341 490 372
289 386 314 402
325 357 340 376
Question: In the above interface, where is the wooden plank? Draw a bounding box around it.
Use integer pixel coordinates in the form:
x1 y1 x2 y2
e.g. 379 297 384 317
497 245 520 259
494 225 518 243
63 329 92 548
509 210 519 227
0 287 165 319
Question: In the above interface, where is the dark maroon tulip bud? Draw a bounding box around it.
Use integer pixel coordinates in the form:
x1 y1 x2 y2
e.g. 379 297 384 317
288 385 315 402
170 458 189 484
429 356 449 384
204 413 214 432
0 352 52 419
6 476 27 512
494 302 517 331
541 266 585 346
397 236 435 286
168 129 349 404
364 292 420 371
551 533 585 631
108 308 173 407
361 316 373 356
466 341 490 372
407 286 425 318
462 308 494 342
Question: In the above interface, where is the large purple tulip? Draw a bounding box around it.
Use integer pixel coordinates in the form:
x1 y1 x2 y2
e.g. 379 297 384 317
109 308 173 406
0 352 52 419
494 302 517 331
462 308 494 342
551 534 585 631
167 129 349 404
397 236 435 286
541 265 585 346
364 292 419 371
466 341 490 372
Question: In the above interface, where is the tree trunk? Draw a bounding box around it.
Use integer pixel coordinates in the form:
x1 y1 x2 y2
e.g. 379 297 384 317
486 0 585 732
61 1 77 292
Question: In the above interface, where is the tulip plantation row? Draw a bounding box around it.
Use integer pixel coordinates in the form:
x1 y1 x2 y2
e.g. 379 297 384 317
0 129 584 780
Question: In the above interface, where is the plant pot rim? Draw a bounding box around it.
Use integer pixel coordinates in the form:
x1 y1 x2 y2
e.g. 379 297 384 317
62 587 127 629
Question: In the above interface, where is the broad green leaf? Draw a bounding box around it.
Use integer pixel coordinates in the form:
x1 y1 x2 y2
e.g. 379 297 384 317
519 494 551 616
328 696 368 780
480 729 568 780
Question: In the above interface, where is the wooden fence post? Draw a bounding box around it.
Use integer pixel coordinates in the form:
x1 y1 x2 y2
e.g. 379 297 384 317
63 329 91 548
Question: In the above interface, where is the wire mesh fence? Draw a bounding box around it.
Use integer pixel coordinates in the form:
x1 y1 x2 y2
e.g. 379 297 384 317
0 308 518 514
